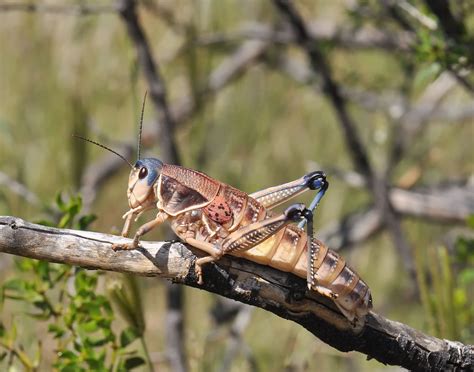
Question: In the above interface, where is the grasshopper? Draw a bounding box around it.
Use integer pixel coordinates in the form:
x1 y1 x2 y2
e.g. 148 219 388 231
76 103 372 322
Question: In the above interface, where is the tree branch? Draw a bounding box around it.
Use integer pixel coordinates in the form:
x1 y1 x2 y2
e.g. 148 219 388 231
0 2 117 15
0 171 41 206
196 21 413 51
424 0 466 40
319 181 474 251
0 216 472 371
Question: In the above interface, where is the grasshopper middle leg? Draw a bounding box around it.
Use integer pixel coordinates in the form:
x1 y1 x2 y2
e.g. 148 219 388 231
186 204 309 284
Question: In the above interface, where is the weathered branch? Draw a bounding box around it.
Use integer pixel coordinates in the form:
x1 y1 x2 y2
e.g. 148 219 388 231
424 0 466 40
0 216 472 371
0 171 41 206
196 21 413 51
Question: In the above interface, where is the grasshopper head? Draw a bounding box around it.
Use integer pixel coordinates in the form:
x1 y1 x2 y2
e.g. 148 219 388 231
127 158 163 209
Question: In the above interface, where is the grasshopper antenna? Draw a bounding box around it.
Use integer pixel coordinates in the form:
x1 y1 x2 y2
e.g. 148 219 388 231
73 135 134 169
137 91 147 161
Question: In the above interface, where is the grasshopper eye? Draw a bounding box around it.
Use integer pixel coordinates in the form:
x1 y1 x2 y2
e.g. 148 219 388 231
138 167 148 179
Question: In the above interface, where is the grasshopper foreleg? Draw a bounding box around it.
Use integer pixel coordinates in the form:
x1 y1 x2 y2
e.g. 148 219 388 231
112 211 168 251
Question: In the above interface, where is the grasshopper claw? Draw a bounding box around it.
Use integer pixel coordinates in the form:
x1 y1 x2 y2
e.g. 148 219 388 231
111 243 124 251
111 242 137 251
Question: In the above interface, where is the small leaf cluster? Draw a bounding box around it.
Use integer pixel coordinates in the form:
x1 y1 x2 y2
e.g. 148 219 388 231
0 194 147 371
415 27 472 73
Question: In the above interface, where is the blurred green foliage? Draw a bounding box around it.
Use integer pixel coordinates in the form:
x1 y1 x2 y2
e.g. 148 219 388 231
0 196 149 371
415 217 474 343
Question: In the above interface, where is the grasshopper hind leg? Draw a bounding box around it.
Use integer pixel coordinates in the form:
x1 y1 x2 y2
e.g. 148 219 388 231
184 237 224 284
186 204 309 284
250 171 328 210
295 178 338 298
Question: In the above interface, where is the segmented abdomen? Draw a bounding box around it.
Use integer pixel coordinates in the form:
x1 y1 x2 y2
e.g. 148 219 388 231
232 224 372 321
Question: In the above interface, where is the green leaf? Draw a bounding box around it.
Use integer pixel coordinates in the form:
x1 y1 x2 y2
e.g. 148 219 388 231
124 357 145 370
3 278 26 292
27 311 51 320
36 261 51 282
67 205 80 221
58 213 72 229
52 266 71 284
9 321 17 346
120 327 139 348
81 320 99 333
78 214 97 230
55 192 67 212
414 62 441 88
23 290 44 304
459 269 474 286
57 350 77 361
85 336 109 348
14 258 35 272
74 271 97 293
467 214 474 229
33 340 43 368
85 356 105 370
55 362 82 372
48 324 65 338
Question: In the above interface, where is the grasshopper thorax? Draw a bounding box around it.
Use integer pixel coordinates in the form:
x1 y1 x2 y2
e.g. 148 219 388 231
127 158 163 209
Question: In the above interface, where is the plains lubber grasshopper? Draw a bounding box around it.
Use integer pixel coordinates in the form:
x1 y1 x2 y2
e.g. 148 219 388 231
76 100 372 322
110 159 372 322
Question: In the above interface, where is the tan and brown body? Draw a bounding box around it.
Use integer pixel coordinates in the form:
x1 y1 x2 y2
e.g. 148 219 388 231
236 229 372 321
159 165 371 321
114 161 372 322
